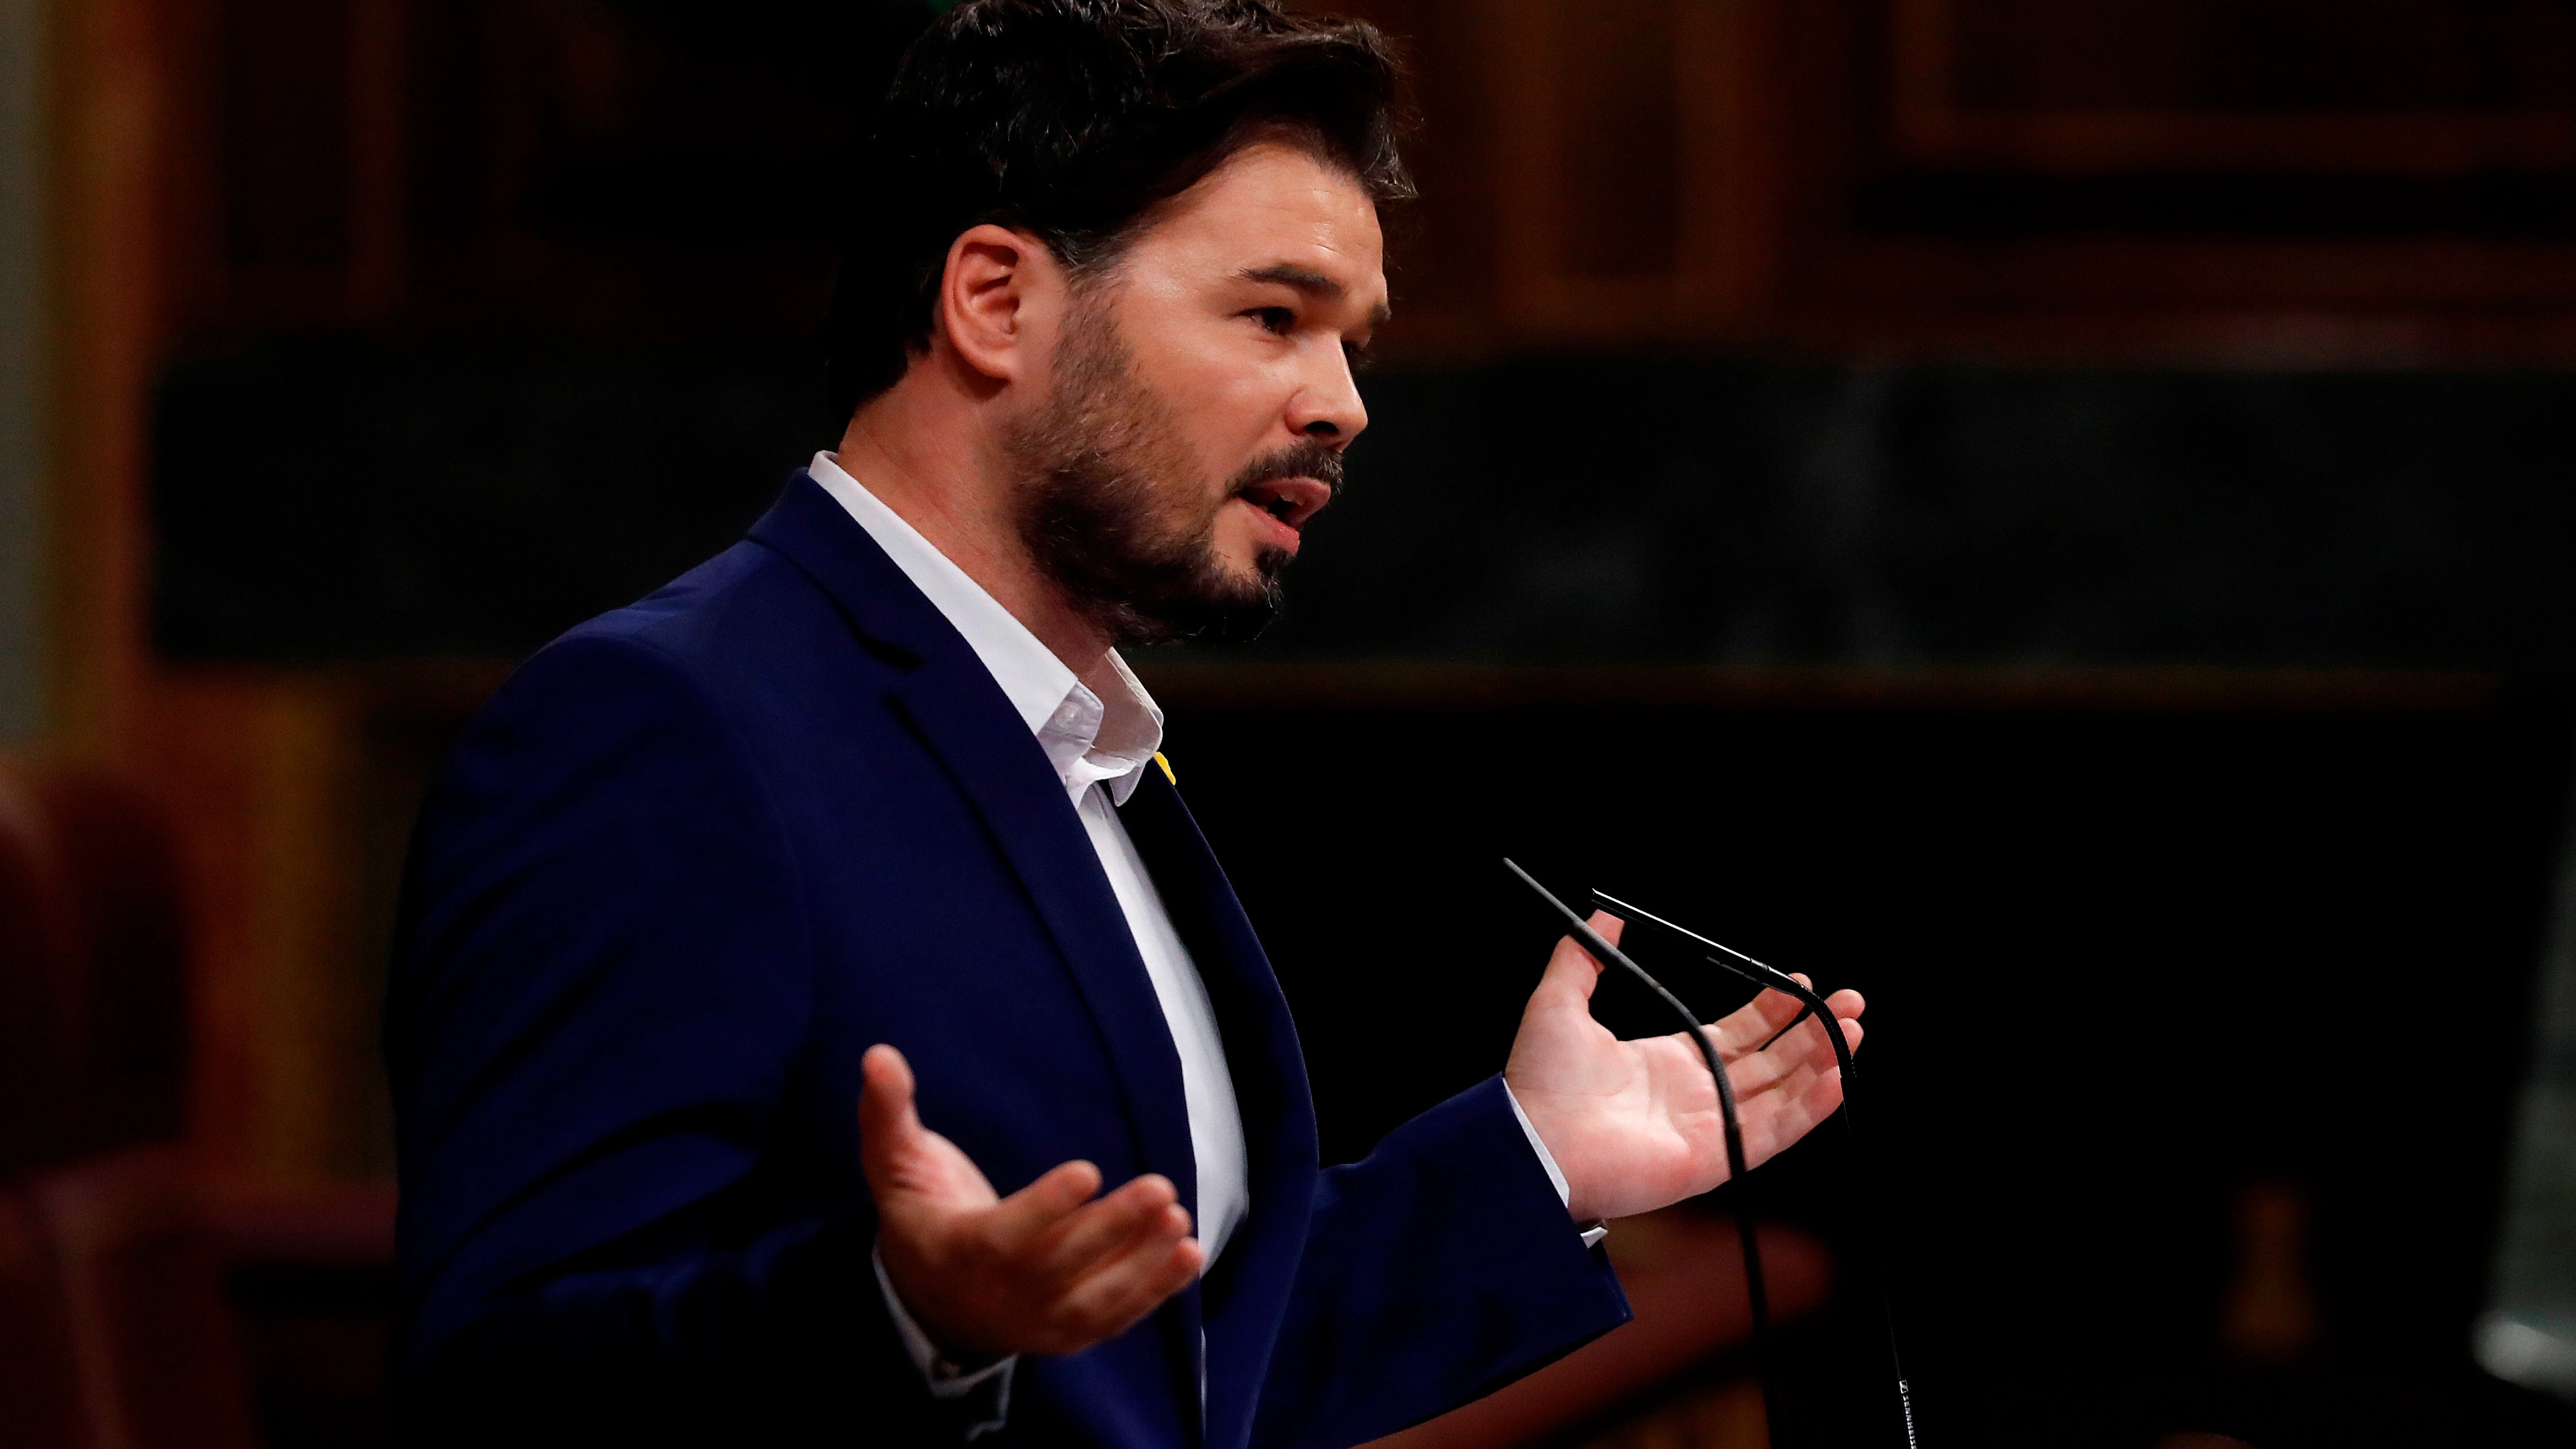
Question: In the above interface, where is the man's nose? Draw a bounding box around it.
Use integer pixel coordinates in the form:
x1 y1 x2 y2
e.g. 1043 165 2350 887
1286 344 1368 445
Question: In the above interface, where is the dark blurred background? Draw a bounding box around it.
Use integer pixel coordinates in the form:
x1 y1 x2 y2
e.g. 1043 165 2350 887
7 2 2576 1447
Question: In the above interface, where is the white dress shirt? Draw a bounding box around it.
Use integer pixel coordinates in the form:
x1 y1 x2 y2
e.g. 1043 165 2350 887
814 451 1251 1263
807 452 1588 1429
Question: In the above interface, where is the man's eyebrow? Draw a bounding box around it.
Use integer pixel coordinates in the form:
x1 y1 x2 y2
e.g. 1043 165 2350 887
1239 263 1392 327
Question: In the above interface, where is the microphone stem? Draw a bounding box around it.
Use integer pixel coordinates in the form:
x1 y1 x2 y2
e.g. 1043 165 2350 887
1587 889 1921 1447
1723 963 1917 1449
1501 862 1782 1439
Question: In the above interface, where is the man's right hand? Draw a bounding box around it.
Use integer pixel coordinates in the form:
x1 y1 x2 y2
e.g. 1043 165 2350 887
857 1043 1205 1358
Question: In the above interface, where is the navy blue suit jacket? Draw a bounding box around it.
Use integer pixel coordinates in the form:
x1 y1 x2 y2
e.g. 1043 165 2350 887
386 473 1632 1447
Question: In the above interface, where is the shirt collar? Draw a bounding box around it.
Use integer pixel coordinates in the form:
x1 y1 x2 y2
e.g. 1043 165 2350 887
807 452 1164 805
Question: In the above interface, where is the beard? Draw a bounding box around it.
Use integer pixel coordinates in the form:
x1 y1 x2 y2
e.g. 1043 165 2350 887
1002 296 1343 647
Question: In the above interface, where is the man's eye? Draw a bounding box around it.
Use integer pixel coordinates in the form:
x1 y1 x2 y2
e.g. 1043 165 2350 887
1246 307 1294 334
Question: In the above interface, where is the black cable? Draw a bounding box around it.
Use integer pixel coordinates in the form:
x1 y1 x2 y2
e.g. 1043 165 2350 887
1500 861 1782 1440
1589 890 1921 1449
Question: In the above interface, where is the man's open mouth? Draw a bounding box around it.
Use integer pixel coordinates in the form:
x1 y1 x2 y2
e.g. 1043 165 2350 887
1237 476 1334 531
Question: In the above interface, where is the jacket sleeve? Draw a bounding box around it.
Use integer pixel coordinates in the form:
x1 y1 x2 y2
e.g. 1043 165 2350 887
1250 1077 1634 1449
384 631 947 1447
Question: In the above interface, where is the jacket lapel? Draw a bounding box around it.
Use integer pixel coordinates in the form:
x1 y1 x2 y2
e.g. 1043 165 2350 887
748 473 1201 1220
1117 767 1318 1449
754 474 1321 1444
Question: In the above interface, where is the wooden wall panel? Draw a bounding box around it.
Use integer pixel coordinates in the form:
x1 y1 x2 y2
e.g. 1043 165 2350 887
50 0 164 762
1553 0 1679 281
1474 0 1771 343
122 1 2576 365
1778 0 2576 353
143 666 500 1184
163 0 404 329
1352 0 2576 360
1892 0 2576 172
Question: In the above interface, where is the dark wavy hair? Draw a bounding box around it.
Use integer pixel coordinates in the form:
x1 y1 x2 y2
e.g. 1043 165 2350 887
823 0 1411 422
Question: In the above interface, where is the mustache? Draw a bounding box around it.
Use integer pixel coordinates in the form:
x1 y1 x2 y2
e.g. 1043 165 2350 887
1226 441 1345 501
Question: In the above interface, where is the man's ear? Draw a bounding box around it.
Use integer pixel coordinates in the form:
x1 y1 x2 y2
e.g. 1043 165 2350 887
936 224 1065 387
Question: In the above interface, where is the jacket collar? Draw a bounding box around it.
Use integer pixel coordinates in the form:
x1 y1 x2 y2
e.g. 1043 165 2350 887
747 469 961 667
800 453 1166 807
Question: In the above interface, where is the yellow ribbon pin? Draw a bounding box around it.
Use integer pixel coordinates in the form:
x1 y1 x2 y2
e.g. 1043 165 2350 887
1152 752 1176 786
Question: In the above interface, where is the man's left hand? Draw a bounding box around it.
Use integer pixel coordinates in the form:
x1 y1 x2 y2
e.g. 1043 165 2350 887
1504 913 1866 1224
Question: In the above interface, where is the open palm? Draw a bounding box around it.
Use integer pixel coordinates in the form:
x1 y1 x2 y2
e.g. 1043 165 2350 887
1503 914 1865 1224
859 1044 1204 1358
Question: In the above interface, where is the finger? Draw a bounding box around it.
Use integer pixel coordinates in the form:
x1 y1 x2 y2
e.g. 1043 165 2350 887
1722 1001 1860 1099
1634 1028 1801 1122
1745 984 1865 1070
1055 1214 1204 1342
1721 1026 1833 1101
1737 1014 1844 1095
1799 1059 1850 1128
983 1158 1108 1248
1032 1172 1183 1276
1703 986 1809 1058
855 1044 922 1189
1748 1061 1848 1165
1728 1054 1843 1164
1703 967 1859 1059
1786 976 1867 1020
1721 972 1867 1049
1789 999 1865 1063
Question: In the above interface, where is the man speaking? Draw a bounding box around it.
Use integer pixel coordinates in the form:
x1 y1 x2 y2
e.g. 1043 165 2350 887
384 2 1867 1445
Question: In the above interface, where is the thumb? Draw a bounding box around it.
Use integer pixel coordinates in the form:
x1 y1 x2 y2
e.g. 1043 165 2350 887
857 1043 923 1191
1541 911 1625 1004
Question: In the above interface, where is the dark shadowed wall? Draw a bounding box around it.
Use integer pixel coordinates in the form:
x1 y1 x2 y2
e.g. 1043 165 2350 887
155 347 2576 673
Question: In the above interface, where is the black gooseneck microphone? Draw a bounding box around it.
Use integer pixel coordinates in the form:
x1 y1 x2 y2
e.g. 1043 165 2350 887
1499 861 1782 1438
1588 889 1921 1449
